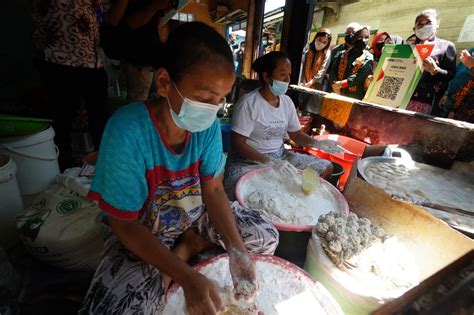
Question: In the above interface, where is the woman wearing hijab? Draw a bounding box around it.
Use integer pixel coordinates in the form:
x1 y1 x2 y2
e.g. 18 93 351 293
406 9 457 115
364 32 395 90
301 28 332 90
371 32 394 64
329 25 374 100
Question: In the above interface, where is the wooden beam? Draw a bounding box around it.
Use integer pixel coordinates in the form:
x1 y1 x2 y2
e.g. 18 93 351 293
242 0 264 79
280 0 315 84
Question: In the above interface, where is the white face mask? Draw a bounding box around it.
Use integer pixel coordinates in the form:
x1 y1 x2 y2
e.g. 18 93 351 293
315 41 326 51
169 82 222 132
270 79 289 96
415 24 436 40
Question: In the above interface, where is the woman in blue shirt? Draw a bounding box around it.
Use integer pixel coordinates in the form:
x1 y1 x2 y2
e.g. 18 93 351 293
80 22 278 315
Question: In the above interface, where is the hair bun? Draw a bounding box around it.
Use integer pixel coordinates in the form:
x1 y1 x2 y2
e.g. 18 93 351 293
251 57 264 72
251 51 288 83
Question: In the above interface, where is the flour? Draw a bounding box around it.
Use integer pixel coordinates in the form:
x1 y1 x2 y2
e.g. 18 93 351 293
361 160 474 233
344 237 419 298
162 257 334 315
240 167 346 226
363 160 474 212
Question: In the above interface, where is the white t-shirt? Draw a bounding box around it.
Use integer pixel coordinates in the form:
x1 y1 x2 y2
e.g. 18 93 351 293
231 89 301 154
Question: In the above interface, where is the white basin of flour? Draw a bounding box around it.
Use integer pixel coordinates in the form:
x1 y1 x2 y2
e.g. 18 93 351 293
162 255 343 315
236 167 348 227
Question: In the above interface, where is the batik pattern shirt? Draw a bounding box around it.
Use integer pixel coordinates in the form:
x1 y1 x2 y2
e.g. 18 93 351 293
32 0 109 68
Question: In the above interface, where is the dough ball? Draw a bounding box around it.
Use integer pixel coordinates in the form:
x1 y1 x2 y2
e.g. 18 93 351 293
350 235 361 246
348 212 358 222
371 226 386 238
341 241 351 251
329 240 342 253
316 222 329 234
335 218 346 228
358 218 371 227
345 226 357 236
358 225 371 234
325 215 336 226
353 244 363 255
325 231 336 241
235 280 255 296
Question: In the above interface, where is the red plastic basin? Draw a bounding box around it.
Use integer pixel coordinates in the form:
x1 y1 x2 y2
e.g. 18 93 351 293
305 134 368 189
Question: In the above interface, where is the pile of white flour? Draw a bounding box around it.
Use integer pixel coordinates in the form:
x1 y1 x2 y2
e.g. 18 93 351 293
162 257 324 315
361 160 474 233
344 236 420 299
240 167 345 225
363 161 473 212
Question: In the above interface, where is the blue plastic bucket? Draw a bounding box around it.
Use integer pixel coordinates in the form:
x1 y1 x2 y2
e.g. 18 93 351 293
221 123 231 152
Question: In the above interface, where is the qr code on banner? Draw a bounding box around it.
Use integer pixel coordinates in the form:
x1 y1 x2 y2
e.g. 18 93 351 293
376 76 404 101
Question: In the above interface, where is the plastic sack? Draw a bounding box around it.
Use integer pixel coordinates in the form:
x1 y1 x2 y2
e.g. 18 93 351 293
304 233 382 315
16 178 104 271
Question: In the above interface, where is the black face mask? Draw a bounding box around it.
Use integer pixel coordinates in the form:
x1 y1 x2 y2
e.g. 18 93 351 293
375 42 385 52
353 38 368 51
344 34 354 45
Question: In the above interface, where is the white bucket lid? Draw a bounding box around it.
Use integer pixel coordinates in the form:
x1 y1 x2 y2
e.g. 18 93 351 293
0 155 17 182
0 126 56 149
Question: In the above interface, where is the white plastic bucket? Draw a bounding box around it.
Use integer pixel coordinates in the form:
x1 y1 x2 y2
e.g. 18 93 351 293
0 126 60 194
0 155 23 248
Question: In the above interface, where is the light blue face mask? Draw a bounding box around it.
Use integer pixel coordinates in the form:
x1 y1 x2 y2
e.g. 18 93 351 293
270 79 289 96
168 83 222 132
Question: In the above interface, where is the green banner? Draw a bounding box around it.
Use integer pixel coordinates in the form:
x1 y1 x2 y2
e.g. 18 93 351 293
364 44 425 109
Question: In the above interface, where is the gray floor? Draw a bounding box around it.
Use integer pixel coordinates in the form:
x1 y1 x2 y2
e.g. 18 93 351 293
0 230 309 315
1 244 93 315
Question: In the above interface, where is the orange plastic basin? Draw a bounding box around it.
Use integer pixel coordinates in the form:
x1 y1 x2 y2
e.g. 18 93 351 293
305 134 368 189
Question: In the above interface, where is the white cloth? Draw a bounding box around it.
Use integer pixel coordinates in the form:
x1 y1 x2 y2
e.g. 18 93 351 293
231 89 301 154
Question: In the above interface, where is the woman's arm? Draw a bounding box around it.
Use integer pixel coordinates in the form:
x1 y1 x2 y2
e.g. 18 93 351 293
313 50 331 84
460 49 474 78
344 57 374 88
201 176 257 299
108 216 222 314
231 132 269 164
288 130 341 153
431 42 457 80
288 130 314 147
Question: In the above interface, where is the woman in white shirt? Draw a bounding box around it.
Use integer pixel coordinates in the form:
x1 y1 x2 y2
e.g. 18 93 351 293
224 52 335 199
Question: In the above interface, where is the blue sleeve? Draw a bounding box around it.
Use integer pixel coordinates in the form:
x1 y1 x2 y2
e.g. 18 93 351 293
88 106 148 220
199 118 226 181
